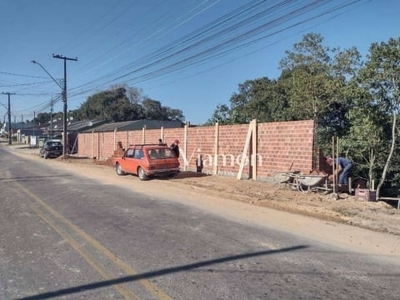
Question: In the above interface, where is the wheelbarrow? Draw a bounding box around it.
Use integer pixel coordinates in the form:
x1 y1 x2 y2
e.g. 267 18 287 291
296 174 329 193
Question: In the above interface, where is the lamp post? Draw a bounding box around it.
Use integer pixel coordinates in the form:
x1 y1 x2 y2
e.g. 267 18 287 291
31 60 62 89
31 56 77 158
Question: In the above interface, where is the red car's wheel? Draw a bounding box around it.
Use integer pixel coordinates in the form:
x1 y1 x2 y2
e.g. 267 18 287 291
115 163 126 176
138 167 148 181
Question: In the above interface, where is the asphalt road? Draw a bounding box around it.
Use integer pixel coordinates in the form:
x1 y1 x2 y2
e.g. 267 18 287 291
1 143 400 300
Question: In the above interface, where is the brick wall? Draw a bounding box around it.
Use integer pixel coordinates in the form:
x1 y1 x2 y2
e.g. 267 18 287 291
77 120 315 179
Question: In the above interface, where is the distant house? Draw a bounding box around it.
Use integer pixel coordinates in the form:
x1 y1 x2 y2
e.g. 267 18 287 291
3 122 42 143
40 119 107 152
42 119 107 137
4 122 40 134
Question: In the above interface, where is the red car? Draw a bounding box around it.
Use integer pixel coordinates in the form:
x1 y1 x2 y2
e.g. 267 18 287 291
114 144 180 180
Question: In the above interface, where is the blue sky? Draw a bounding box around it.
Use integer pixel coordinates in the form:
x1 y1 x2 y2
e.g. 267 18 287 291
0 0 398 125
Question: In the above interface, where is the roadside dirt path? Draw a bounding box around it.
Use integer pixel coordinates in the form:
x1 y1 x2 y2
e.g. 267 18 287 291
5 143 400 264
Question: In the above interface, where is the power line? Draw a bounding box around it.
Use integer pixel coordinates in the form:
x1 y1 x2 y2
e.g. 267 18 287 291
3 0 371 110
69 0 362 93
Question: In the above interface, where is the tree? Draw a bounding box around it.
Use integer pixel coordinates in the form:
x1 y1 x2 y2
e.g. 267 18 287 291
279 33 360 129
161 106 185 121
205 104 232 125
233 78 288 123
275 33 367 168
340 95 388 186
357 38 400 198
206 77 286 125
35 112 51 125
72 86 185 122
141 99 164 120
75 87 134 121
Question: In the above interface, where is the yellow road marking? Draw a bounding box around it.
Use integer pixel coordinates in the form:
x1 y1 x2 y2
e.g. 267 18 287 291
29 203 138 299
17 182 173 300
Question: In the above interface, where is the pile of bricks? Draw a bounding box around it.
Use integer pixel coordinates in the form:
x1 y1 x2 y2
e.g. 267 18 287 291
109 141 125 166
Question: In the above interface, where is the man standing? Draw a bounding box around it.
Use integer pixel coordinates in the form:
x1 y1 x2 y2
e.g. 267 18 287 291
326 156 353 185
170 140 180 158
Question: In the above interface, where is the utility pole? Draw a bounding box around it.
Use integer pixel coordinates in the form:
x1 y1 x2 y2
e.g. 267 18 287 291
50 98 54 138
53 54 77 158
2 92 15 145
33 111 35 138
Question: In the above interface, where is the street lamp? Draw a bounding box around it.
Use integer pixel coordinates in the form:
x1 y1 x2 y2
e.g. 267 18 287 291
0 102 7 110
31 57 77 158
31 60 62 89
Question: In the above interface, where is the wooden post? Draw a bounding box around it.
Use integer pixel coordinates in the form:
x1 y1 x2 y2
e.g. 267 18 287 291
251 119 257 180
142 125 146 144
183 122 188 171
348 177 352 194
237 120 254 180
97 132 100 160
213 122 219 175
100 132 105 159
91 130 95 159
332 136 336 195
114 128 117 151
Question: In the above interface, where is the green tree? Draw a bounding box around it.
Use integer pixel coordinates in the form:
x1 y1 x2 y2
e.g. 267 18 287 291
161 106 185 121
357 38 400 198
278 33 363 160
232 78 288 123
205 104 231 125
35 112 51 125
340 94 388 186
76 87 134 121
206 77 286 125
72 86 185 122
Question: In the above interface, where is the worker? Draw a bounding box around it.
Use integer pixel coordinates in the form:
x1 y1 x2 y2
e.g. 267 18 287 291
170 140 180 158
326 156 353 185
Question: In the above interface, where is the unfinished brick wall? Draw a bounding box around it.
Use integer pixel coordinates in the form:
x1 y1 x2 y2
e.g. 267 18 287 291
257 121 315 177
77 120 315 179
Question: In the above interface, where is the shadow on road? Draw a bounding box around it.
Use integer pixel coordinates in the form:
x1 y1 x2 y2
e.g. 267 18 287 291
0 174 73 182
16 245 308 300
175 171 210 179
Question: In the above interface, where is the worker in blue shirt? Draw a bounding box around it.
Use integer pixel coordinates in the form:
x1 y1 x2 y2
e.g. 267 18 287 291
326 156 353 185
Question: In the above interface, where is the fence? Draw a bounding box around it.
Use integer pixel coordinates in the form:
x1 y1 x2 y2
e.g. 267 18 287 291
77 119 315 180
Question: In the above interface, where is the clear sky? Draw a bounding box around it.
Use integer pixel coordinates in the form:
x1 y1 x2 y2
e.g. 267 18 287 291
0 0 398 125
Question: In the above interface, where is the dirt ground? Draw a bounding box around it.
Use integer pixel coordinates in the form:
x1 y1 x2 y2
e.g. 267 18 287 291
170 173 400 235
78 155 400 237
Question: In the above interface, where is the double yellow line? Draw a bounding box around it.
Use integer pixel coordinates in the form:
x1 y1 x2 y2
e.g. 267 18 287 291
16 181 173 300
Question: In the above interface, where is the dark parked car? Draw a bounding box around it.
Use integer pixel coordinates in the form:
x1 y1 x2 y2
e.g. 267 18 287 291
40 140 63 159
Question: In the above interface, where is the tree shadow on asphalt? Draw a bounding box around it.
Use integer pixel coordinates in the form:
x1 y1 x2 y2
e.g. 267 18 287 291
0 174 73 182
16 245 308 300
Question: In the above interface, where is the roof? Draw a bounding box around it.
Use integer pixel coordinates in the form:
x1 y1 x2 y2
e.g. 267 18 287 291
66 119 107 132
45 119 107 133
4 122 40 131
83 119 184 133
